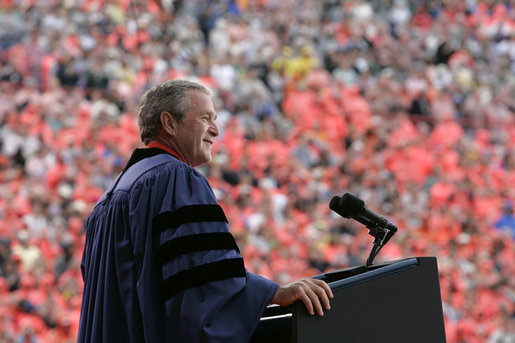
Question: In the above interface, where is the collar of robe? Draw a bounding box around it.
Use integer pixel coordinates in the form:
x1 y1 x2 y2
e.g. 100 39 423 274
122 142 183 172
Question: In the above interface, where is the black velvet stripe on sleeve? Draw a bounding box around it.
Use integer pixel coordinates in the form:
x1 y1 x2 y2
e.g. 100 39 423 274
153 204 228 234
158 232 240 266
161 258 246 301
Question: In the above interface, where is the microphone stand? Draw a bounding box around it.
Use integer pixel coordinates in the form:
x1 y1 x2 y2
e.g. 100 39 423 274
364 222 390 269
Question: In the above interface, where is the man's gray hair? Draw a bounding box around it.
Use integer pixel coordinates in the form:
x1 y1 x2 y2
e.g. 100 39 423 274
138 79 210 144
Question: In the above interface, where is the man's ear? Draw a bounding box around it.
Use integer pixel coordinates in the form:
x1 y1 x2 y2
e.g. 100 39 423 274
160 111 177 136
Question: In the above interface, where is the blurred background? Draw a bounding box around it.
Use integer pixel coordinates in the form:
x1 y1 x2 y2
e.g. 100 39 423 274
0 0 514 342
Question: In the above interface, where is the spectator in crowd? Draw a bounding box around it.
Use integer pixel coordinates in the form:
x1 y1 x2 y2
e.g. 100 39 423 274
495 202 515 240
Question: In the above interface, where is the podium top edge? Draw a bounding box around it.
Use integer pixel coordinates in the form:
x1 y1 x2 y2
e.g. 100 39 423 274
327 258 420 291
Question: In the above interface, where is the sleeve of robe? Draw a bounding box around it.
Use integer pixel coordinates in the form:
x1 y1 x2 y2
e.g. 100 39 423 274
128 158 279 342
79 155 279 343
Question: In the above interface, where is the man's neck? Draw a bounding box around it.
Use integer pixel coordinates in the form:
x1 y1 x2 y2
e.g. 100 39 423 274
146 141 184 162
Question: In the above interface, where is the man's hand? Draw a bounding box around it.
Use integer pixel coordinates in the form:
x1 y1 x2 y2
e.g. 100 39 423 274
271 278 334 316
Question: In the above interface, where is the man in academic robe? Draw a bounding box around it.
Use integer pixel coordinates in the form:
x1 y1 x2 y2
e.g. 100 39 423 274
78 79 333 342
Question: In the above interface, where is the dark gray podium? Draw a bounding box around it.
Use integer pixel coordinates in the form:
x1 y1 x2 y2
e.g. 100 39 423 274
251 257 446 343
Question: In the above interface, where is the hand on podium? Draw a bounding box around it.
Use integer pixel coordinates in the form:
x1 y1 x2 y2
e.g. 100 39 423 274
270 278 333 316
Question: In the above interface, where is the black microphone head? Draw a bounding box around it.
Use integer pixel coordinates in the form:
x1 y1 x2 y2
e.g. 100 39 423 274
329 196 345 216
340 193 365 217
329 193 365 218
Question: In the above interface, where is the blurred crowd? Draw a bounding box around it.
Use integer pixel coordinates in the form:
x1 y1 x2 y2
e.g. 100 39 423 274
0 0 514 342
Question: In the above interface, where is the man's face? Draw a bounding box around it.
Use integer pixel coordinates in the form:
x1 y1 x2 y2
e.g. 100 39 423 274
173 91 219 167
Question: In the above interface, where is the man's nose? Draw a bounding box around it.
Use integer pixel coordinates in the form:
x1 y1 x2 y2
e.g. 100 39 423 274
209 121 219 137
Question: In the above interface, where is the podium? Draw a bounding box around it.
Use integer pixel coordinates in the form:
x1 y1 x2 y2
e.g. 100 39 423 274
251 257 446 343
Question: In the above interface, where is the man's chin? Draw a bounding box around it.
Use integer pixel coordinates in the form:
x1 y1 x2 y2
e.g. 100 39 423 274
192 155 212 167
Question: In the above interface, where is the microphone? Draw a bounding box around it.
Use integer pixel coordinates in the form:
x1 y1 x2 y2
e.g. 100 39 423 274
329 193 398 245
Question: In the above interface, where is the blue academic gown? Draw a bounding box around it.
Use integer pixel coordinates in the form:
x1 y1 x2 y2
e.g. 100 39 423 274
78 148 279 342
